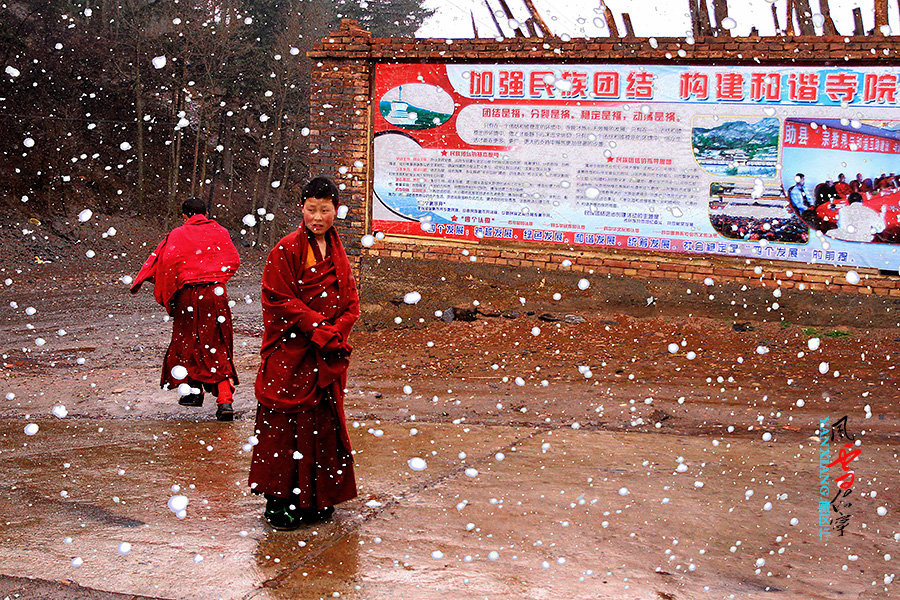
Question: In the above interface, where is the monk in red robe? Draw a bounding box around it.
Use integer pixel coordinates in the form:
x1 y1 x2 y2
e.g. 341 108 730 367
249 176 360 530
131 197 240 421
834 173 852 198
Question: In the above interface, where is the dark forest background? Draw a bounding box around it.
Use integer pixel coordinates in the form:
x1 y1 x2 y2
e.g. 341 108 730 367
3 0 895 245
0 0 432 242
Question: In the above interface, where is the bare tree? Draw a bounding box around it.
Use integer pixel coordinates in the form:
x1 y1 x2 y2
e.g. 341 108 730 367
770 2 782 33
687 0 713 37
133 41 147 209
818 0 839 35
521 0 553 37
181 0 246 204
603 2 620 37
103 0 159 210
874 0 890 34
786 0 816 35
166 80 187 228
712 0 729 35
498 0 528 38
189 101 206 198
482 0 504 37
688 0 702 37
251 4 326 245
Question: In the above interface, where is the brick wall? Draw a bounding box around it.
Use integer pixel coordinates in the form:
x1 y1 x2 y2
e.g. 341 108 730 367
309 19 900 297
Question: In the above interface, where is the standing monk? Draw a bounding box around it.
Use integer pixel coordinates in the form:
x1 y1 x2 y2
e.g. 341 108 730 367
249 177 360 530
130 197 241 421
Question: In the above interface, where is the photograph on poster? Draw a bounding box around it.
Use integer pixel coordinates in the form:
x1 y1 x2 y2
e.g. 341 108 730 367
708 181 808 244
379 83 455 130
692 116 779 177
782 118 900 244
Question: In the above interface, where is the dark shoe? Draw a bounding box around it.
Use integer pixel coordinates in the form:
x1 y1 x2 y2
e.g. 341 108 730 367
178 391 204 407
289 505 334 523
216 402 234 421
265 496 301 531
265 507 301 531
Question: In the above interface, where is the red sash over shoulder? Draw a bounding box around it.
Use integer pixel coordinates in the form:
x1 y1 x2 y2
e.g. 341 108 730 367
255 225 359 448
130 215 240 312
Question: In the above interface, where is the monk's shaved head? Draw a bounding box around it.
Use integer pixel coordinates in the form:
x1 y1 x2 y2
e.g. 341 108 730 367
182 197 207 217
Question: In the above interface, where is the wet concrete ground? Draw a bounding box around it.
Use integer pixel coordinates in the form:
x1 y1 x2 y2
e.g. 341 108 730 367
2 414 898 600
1 253 899 599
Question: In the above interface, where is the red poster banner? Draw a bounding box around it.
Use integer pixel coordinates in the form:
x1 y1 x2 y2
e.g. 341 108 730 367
783 121 900 154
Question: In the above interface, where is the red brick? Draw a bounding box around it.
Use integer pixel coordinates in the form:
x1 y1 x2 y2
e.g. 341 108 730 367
658 263 685 272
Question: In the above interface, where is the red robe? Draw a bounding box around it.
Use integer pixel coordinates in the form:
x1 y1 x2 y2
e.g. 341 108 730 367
249 226 360 505
159 283 238 390
835 181 852 198
131 214 240 312
131 215 240 389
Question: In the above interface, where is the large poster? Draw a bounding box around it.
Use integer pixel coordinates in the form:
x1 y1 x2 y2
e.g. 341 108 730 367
372 63 900 270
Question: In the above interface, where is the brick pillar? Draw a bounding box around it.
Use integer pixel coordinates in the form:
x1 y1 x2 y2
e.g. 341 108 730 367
308 19 372 268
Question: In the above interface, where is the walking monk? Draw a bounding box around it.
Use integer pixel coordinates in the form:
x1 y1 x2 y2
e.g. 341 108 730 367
130 197 240 421
249 176 360 530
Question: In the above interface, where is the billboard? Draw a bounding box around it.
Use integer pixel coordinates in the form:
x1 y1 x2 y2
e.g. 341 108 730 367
372 63 900 270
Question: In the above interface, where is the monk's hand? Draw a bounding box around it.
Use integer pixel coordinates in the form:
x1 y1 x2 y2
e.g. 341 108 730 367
310 323 343 351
